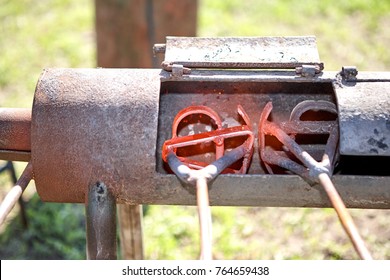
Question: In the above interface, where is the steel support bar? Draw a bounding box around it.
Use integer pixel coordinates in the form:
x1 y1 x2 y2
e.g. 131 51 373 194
0 108 31 161
86 182 117 260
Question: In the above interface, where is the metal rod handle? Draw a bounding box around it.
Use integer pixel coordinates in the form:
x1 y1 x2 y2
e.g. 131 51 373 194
196 177 212 260
0 162 33 226
318 173 373 260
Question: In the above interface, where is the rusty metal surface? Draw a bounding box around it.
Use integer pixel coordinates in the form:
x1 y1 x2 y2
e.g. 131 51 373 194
334 73 390 156
32 68 162 203
0 108 31 153
163 36 323 70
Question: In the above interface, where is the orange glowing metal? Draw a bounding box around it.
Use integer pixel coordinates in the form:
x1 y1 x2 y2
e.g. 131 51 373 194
162 105 254 174
258 101 372 260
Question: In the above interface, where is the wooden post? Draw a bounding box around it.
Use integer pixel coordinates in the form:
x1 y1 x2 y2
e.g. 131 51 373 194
95 0 197 260
95 0 197 68
117 204 144 259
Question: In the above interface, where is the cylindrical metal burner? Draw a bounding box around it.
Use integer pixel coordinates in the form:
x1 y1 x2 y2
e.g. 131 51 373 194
30 68 390 208
32 68 162 203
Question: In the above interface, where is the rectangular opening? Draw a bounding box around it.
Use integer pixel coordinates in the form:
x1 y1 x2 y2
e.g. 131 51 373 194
156 80 337 174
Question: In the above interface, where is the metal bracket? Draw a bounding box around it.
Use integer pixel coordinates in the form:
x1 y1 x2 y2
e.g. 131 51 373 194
341 66 358 80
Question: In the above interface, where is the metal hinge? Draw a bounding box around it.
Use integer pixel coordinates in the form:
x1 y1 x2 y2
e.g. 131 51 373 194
295 64 322 77
161 62 191 77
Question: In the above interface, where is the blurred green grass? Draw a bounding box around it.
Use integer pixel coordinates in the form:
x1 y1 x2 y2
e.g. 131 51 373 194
0 0 94 108
0 0 389 259
199 0 390 71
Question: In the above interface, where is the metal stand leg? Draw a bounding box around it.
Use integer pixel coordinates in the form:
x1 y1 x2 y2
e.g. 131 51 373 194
86 182 117 260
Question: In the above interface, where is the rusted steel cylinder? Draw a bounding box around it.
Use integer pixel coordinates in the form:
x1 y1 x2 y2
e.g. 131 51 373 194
31 68 390 208
32 68 161 203
0 108 31 152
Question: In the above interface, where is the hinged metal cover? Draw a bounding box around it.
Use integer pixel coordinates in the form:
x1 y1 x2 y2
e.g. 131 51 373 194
163 36 323 71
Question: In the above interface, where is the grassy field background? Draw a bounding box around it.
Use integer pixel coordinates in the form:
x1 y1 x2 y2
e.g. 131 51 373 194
0 0 389 259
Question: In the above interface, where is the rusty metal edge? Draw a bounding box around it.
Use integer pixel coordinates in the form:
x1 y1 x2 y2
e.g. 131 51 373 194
0 150 31 162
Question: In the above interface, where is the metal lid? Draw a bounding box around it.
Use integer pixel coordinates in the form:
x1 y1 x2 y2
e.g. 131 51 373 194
157 36 323 72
